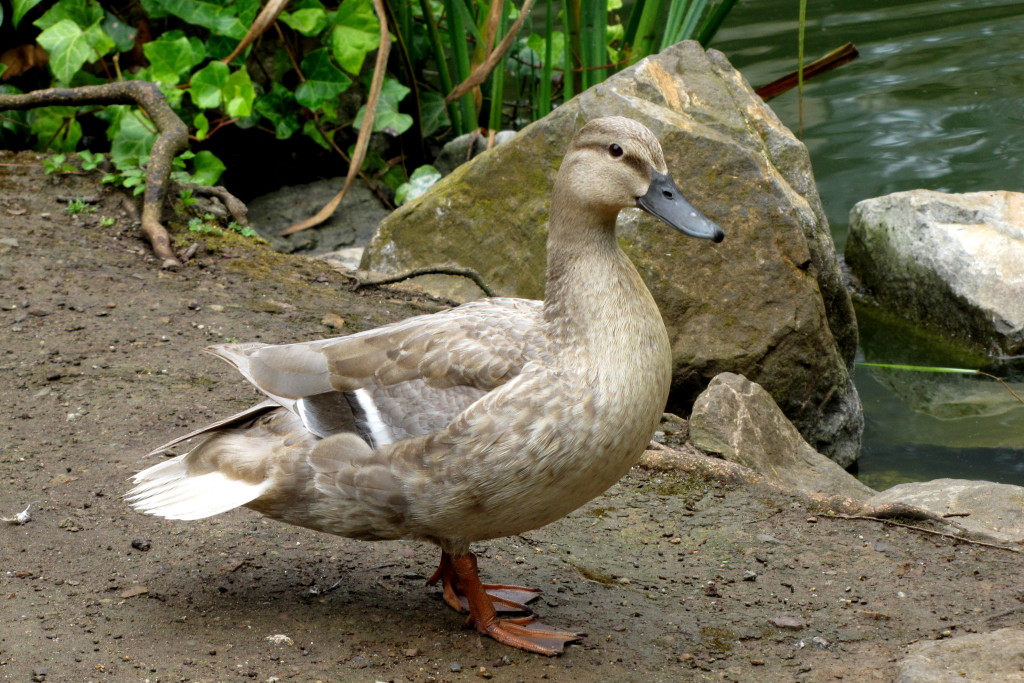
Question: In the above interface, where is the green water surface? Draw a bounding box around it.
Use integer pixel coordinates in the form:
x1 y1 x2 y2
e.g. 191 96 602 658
713 0 1024 488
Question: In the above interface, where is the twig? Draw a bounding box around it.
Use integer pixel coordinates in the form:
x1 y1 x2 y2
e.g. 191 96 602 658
754 43 859 101
355 266 496 297
0 82 188 268
820 513 1023 555
445 0 537 105
280 0 391 236
176 182 250 226
221 0 290 65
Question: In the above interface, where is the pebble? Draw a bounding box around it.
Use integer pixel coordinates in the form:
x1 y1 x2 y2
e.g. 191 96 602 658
743 570 757 582
131 539 152 551
769 615 805 630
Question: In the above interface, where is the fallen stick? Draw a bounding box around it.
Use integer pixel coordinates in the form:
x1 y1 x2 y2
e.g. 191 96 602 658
354 265 497 297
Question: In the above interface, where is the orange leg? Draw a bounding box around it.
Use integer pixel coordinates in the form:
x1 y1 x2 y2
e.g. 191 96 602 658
427 550 541 614
443 552 583 656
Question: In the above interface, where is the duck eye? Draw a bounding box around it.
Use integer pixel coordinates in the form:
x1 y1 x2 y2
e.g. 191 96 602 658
608 143 623 158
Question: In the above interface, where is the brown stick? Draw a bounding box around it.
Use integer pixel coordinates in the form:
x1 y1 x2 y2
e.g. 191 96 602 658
0 81 188 268
280 0 391 236
354 265 496 297
221 0 291 66
754 43 859 101
445 0 537 106
176 182 250 226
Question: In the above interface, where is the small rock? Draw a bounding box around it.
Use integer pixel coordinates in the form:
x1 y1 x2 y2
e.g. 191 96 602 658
742 570 758 582
0 237 20 247
755 533 785 544
321 313 346 330
450 662 462 672
476 666 493 679
769 616 805 630
403 648 419 657
131 539 152 551
119 585 149 599
265 634 294 646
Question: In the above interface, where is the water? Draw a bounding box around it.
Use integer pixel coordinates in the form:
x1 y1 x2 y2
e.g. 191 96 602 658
712 0 1024 488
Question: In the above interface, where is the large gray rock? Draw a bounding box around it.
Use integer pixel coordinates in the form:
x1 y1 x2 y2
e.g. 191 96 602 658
897 629 1024 683
847 190 1024 356
248 179 389 255
364 41 861 465
689 373 874 500
866 478 1024 544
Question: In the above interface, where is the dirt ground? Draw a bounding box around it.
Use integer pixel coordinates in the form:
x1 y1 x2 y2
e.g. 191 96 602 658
1 151 1022 683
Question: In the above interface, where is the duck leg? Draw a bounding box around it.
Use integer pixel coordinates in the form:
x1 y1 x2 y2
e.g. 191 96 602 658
428 550 541 614
446 552 583 656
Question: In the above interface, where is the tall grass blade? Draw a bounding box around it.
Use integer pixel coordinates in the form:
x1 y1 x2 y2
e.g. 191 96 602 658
696 0 739 46
487 1 508 131
579 0 607 89
857 363 1024 407
625 0 661 65
442 0 478 132
537 0 555 118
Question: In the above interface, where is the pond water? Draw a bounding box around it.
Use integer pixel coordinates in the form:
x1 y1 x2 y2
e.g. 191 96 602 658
712 0 1024 488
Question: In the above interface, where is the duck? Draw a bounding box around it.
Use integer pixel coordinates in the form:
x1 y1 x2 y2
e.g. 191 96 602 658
127 116 724 656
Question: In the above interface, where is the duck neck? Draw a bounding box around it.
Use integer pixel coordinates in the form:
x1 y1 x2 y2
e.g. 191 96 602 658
543 183 667 356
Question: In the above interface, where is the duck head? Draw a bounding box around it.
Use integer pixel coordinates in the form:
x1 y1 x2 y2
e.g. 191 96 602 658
560 117 725 243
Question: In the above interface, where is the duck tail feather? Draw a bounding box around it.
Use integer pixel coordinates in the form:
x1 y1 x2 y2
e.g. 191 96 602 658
126 452 271 521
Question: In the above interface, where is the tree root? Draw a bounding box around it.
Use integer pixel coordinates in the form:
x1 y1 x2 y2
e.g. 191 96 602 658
353 265 496 297
639 441 1021 554
1 82 184 267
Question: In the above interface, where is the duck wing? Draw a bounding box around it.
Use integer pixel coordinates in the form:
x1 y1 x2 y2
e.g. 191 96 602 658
208 298 545 435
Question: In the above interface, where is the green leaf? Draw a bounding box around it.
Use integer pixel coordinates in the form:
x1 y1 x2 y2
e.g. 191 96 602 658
254 83 301 140
193 112 210 140
102 11 137 52
223 67 255 117
76 150 105 170
302 119 332 150
142 33 204 86
33 0 103 31
395 165 441 205
418 90 450 138
857 363 979 375
28 108 82 152
281 7 328 36
354 77 412 135
330 0 379 74
189 61 229 109
149 0 246 39
37 18 110 83
13 0 45 27
109 110 157 164
295 48 351 109
187 150 226 186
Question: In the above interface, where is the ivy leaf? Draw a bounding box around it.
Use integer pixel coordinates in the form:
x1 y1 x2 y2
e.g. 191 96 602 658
281 8 327 36
13 0 45 27
149 0 245 39
102 11 137 52
37 18 112 83
193 112 210 140
109 110 157 164
419 90 450 138
189 61 229 109
395 165 442 205
330 0 379 75
295 48 351 109
142 33 204 86
254 84 300 140
223 67 255 117
354 77 412 135
187 150 226 186
33 0 103 31
28 107 82 152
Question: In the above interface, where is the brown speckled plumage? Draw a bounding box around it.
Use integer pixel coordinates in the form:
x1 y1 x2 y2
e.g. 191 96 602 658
127 117 723 655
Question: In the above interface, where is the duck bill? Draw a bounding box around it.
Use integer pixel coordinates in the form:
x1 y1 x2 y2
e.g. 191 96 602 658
637 171 724 243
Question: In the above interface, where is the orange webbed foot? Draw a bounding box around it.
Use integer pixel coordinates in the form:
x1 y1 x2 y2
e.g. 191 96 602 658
428 552 540 614
440 551 584 656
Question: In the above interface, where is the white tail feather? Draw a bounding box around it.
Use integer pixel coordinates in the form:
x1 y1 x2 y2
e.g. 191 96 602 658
127 454 270 520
